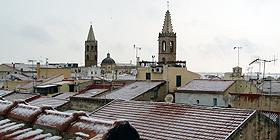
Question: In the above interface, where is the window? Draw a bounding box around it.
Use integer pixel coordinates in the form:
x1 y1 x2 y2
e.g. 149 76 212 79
213 98 217 106
87 45 89 51
95 55 97 61
162 58 166 63
146 73 151 80
176 75 181 87
170 41 174 52
7 71 10 75
41 75 44 78
95 45 97 51
86 55 89 60
154 90 158 98
14 72 17 74
91 46 94 51
91 71 93 74
162 41 166 51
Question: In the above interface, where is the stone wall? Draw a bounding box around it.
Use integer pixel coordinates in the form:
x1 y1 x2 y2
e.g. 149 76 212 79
230 93 280 112
227 111 279 140
57 97 113 112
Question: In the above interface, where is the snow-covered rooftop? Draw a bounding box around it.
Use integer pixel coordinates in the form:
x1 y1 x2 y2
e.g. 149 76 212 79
74 89 108 98
27 97 69 108
90 100 255 140
99 80 165 100
177 79 236 92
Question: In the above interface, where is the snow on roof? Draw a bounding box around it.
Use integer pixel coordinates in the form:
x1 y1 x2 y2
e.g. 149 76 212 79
0 100 16 115
74 89 108 98
90 100 255 140
3 63 56 72
3 93 39 102
99 81 165 100
0 90 13 97
9 74 31 81
259 81 280 93
33 110 76 132
0 118 62 139
51 81 71 85
27 97 69 108
53 92 77 100
20 74 63 90
177 79 236 92
7 104 42 123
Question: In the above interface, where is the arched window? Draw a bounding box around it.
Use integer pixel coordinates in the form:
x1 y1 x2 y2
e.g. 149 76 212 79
87 45 89 51
91 46 94 51
86 55 89 60
162 41 166 51
170 41 174 52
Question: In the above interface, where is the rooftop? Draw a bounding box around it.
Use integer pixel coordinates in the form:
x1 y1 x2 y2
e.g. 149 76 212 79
98 80 165 100
90 100 255 140
177 79 236 92
74 89 108 98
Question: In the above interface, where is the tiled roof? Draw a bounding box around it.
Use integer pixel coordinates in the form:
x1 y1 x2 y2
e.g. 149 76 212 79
259 81 280 93
3 93 39 102
90 100 255 140
0 100 139 139
9 74 31 81
99 80 165 100
74 89 108 98
53 92 77 100
27 97 69 108
0 90 13 97
20 74 63 90
177 79 236 92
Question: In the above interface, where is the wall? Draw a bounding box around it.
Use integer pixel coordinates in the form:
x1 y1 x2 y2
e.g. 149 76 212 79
133 82 166 102
3 81 31 91
230 93 280 112
227 111 279 140
163 66 200 92
175 92 226 107
136 65 200 92
60 97 112 112
39 68 71 79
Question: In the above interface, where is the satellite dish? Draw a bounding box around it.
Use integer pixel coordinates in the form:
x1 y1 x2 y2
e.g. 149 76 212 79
132 70 138 76
16 84 20 89
165 94 174 103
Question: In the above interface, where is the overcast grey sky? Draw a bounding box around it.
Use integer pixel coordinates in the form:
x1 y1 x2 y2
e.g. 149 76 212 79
0 0 280 73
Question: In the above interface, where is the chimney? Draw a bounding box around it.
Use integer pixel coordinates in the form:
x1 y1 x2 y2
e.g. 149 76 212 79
37 62 40 79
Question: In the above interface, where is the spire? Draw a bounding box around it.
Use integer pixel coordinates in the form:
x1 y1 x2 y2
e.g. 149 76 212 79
87 25 95 41
162 10 174 33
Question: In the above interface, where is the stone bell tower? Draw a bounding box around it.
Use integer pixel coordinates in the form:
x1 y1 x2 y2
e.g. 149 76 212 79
85 25 98 67
158 10 176 63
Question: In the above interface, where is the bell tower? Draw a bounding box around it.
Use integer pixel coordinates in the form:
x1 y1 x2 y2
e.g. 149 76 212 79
158 10 176 63
85 25 98 67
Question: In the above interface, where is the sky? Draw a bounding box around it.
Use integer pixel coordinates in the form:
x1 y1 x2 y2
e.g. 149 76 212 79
0 0 280 74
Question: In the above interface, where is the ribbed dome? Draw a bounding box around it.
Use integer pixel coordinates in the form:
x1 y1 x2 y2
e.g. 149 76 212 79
101 53 115 65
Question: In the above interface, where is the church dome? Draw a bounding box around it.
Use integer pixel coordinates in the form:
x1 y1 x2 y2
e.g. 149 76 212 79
101 53 115 65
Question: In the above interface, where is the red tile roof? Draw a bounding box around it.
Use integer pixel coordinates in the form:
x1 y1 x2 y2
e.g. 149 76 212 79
27 97 69 108
3 93 39 102
74 89 108 98
0 100 139 139
177 79 236 92
99 80 165 100
53 92 77 100
90 100 255 140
